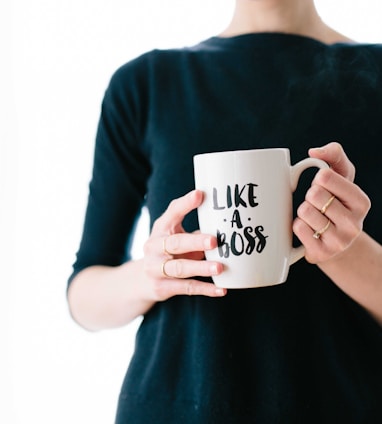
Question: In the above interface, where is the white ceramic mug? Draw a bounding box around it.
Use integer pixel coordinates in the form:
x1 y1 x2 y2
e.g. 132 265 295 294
193 148 328 288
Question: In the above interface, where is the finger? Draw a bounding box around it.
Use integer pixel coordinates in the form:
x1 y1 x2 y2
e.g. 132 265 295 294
296 201 337 239
294 202 362 264
309 142 355 181
153 190 203 233
182 280 227 297
154 279 227 299
162 233 217 256
293 217 335 263
304 185 341 220
310 170 371 217
293 214 363 265
162 258 223 279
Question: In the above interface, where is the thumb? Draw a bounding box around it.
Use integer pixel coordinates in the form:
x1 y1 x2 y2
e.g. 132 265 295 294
309 142 355 182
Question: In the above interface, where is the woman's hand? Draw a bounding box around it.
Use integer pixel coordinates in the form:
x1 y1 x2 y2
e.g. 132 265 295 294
293 142 371 264
68 190 226 331
143 190 227 300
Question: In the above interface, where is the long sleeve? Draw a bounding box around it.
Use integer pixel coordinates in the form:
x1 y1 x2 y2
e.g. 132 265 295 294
69 58 151 285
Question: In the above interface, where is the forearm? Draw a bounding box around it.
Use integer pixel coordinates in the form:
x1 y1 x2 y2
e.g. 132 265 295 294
318 231 382 326
67 259 155 331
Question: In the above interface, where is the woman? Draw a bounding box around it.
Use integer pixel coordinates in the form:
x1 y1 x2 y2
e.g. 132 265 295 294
68 0 382 422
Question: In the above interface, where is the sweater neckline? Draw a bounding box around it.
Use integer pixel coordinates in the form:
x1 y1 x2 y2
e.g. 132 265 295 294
203 32 357 49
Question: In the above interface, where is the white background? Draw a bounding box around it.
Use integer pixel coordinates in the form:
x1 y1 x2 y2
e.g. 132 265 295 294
3 1 382 422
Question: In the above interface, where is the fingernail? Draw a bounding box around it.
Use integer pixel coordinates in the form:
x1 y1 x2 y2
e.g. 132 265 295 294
210 263 219 275
310 146 326 154
215 288 225 296
204 237 213 249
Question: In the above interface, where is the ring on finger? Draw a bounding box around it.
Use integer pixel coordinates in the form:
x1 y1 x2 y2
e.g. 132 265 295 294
161 258 172 278
313 218 331 240
320 195 335 215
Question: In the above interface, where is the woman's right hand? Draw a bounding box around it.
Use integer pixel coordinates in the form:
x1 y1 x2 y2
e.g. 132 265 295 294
143 189 227 301
68 190 226 331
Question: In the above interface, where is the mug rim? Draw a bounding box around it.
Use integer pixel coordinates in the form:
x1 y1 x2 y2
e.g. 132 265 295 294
193 147 290 160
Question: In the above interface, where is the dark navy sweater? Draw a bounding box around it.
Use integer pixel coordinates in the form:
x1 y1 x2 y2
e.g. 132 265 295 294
70 33 382 423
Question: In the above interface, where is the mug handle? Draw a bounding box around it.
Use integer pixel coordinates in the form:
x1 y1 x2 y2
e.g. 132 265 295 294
289 158 329 265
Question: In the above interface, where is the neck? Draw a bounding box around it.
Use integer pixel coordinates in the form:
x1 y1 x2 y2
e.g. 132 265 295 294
220 0 351 44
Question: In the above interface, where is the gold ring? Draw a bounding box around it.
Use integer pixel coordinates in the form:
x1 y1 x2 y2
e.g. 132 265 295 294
163 236 171 256
161 259 171 278
320 195 335 215
313 219 331 239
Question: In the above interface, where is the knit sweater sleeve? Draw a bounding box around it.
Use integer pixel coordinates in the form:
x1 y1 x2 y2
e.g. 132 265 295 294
68 56 151 286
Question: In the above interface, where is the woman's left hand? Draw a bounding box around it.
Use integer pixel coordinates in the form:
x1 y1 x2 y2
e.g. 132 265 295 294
293 142 371 264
